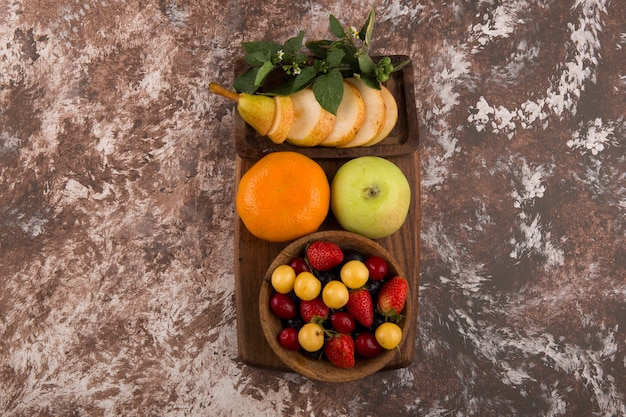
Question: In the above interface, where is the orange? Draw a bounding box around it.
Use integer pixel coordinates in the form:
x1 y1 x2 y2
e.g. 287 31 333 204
236 151 330 242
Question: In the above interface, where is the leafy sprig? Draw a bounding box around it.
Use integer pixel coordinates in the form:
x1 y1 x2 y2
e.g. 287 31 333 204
232 8 409 115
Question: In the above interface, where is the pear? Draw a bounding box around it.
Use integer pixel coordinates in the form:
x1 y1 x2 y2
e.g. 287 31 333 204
320 81 365 147
339 78 386 148
286 88 336 147
210 82 288 138
267 95 295 144
363 84 398 146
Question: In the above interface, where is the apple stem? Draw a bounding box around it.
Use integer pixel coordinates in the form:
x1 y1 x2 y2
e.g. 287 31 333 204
209 82 240 102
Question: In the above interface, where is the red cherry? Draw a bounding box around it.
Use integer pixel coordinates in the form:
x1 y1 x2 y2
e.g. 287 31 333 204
330 312 356 334
289 257 311 275
269 293 297 319
279 327 300 351
364 256 388 281
355 332 384 358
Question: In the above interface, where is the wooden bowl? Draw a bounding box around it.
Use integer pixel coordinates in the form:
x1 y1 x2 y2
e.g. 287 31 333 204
259 230 412 382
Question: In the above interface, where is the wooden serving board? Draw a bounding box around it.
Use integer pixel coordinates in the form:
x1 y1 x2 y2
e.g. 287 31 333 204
233 58 420 371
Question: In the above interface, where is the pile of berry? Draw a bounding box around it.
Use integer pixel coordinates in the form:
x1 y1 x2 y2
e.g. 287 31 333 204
268 240 408 369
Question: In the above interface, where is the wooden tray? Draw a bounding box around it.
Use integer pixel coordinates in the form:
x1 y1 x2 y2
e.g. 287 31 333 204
233 58 420 372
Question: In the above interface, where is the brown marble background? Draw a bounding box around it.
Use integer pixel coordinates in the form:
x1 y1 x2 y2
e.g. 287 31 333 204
1 0 625 416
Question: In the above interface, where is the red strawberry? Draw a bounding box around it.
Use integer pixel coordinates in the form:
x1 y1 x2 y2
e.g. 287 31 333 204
305 241 344 271
299 297 329 323
324 333 355 368
377 276 408 322
346 288 374 327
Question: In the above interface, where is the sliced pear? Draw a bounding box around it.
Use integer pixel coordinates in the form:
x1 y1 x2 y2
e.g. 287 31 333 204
320 81 365 147
209 82 276 136
339 78 386 148
286 88 336 147
267 95 295 144
363 85 398 146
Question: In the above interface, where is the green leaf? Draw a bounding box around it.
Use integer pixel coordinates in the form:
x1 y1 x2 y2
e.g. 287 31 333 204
233 67 261 94
283 31 304 55
329 15 345 38
359 8 375 48
232 9 407 112
265 66 317 95
244 51 269 67
357 54 377 75
292 66 318 90
391 58 410 72
254 60 275 87
242 40 281 56
312 69 344 115
357 75 380 90
325 48 345 68
294 52 308 64
305 40 333 59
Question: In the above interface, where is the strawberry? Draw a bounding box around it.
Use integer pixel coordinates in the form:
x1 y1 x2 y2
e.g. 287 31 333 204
305 241 344 271
299 296 329 323
324 333 355 368
376 276 408 322
345 288 374 327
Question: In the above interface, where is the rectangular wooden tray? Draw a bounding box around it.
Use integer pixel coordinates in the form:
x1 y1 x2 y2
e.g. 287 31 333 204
233 58 420 371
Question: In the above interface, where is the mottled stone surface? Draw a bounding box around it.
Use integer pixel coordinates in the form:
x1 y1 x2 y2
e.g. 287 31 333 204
1 1 625 416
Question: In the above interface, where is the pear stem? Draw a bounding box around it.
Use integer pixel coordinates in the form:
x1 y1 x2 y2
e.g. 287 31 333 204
209 82 240 102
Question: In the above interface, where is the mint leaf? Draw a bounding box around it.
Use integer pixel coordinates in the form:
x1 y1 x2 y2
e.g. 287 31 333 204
329 15 345 38
312 69 344 115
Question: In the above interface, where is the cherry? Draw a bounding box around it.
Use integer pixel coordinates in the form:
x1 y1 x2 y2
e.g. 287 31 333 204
289 257 311 274
364 256 388 281
355 332 384 358
279 327 301 351
330 312 356 334
269 293 297 319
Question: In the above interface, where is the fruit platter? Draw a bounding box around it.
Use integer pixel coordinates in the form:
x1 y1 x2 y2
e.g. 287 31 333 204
214 9 420 377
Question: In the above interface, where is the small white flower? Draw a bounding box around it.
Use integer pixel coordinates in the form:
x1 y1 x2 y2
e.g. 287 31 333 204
276 49 284 61
349 26 359 38
292 66 301 75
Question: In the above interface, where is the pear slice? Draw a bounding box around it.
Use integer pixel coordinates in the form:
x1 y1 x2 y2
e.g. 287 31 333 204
363 84 398 146
339 78 386 148
209 82 276 136
319 81 365 147
267 95 295 144
286 88 336 147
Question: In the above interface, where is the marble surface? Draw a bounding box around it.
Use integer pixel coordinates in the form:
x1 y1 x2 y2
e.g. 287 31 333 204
1 0 625 416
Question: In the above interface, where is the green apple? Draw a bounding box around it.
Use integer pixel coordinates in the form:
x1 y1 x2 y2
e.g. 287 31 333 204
330 156 411 239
